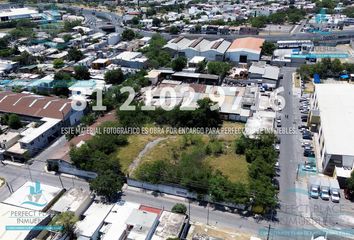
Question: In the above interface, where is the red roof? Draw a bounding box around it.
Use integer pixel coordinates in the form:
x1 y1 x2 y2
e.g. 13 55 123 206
228 37 265 52
0 92 73 120
139 205 162 215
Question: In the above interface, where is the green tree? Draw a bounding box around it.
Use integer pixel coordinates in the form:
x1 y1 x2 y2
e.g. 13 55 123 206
288 13 302 24
132 16 140 25
343 7 354 18
196 60 206 73
51 212 78 238
13 51 36 66
135 159 169 184
195 24 202 33
141 33 171 68
250 16 267 28
90 170 124 201
53 59 64 69
54 71 72 81
171 203 187 214
171 56 187 71
152 17 161 27
63 20 82 31
68 48 83 62
8 114 22 129
207 61 230 76
268 12 286 24
261 41 276 56
121 29 136 41
74 65 90 80
104 69 124 84
169 25 179 34
63 34 72 43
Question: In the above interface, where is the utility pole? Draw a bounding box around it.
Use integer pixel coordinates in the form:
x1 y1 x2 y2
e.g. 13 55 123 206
188 199 191 223
27 164 33 182
58 175 64 189
207 202 210 225
266 224 271 240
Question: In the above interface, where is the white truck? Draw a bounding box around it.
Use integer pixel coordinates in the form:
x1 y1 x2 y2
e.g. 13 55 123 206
329 178 340 203
308 176 320 199
320 177 330 200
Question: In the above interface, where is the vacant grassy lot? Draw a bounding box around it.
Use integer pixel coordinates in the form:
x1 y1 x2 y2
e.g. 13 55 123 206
132 122 248 183
115 134 160 174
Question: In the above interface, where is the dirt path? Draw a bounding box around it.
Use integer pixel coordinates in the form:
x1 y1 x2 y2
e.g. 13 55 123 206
128 137 167 174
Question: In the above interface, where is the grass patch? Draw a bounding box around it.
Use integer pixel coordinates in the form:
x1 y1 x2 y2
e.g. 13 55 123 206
304 82 315 93
135 122 248 183
294 73 301 88
115 134 159 174
206 146 249 184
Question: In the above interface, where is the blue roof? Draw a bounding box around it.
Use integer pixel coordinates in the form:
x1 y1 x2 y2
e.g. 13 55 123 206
70 80 97 88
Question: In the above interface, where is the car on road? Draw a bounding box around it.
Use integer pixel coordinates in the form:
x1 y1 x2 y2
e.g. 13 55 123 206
304 150 315 157
298 125 309 130
303 135 312 140
272 178 280 190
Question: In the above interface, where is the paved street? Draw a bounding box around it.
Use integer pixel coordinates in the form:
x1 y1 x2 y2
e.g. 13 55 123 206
272 67 315 240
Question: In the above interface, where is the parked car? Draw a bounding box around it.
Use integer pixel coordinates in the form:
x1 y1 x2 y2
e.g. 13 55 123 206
303 134 312 140
304 150 315 157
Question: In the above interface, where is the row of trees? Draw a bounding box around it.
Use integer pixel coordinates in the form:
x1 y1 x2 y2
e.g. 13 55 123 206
117 98 223 129
0 113 22 130
69 121 128 201
140 33 171 69
250 8 306 28
297 58 354 81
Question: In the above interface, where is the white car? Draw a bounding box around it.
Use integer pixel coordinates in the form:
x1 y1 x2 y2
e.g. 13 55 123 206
331 192 340 203
321 191 330 200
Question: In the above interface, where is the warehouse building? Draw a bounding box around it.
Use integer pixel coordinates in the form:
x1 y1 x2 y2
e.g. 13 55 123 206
0 7 38 22
164 37 231 61
226 37 265 63
309 84 354 175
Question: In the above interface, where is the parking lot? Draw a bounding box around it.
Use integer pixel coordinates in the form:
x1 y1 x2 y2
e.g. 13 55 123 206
294 77 354 233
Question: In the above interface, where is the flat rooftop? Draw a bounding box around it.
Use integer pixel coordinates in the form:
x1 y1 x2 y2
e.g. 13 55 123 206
75 202 113 238
50 188 91 214
3 181 63 211
0 202 48 240
100 201 140 240
152 211 186 240
314 84 354 156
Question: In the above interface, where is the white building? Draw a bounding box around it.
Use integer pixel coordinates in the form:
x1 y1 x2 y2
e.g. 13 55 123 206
3 181 63 211
0 202 49 240
226 37 265 63
152 211 186 240
75 202 114 240
113 51 147 69
309 84 354 175
51 188 93 217
125 209 159 240
0 7 38 22
99 201 140 240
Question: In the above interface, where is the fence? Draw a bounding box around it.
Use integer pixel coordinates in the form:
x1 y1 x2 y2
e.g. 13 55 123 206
127 178 246 210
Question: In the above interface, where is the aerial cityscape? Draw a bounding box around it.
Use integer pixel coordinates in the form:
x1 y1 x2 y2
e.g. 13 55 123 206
0 0 353 239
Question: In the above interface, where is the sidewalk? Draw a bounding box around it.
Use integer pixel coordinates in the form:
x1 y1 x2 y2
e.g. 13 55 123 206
122 184 188 202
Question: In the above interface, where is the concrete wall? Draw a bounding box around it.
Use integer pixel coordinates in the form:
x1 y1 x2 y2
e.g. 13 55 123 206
127 178 198 199
127 178 246 210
